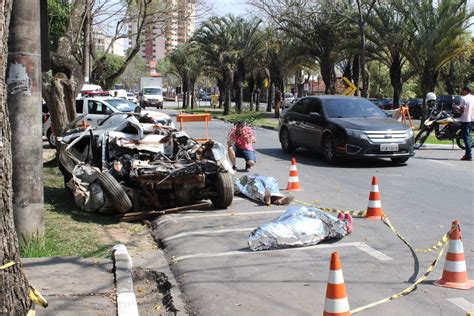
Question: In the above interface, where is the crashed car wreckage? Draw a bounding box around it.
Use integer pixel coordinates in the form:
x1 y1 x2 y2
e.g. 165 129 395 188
58 110 234 214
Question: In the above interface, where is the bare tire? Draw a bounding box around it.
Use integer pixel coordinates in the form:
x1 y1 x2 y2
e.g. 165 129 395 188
46 128 56 148
322 134 337 164
210 172 234 209
414 128 431 149
280 127 296 153
96 172 132 214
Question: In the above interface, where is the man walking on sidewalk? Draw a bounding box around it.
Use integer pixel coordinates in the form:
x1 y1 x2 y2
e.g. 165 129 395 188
458 85 474 161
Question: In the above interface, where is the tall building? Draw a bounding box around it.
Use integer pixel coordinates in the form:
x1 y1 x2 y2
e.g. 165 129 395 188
128 0 196 68
92 29 126 57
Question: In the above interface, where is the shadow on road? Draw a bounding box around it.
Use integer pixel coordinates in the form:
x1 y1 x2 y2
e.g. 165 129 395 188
256 148 407 169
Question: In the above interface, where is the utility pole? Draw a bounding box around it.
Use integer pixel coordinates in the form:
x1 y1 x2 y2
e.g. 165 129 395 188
7 0 44 242
83 0 91 83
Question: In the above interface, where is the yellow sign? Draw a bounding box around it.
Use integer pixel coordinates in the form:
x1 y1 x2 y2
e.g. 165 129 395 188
263 79 269 89
342 77 357 96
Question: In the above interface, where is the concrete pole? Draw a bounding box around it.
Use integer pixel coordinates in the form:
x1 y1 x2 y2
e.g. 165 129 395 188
83 1 91 83
7 0 44 242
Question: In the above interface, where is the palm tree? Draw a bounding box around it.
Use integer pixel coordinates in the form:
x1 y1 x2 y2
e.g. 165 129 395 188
168 43 201 109
399 0 472 114
263 30 317 115
194 16 241 115
365 0 413 106
233 18 264 113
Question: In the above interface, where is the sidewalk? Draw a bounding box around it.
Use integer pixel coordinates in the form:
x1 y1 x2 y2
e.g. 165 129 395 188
22 245 186 315
23 257 116 316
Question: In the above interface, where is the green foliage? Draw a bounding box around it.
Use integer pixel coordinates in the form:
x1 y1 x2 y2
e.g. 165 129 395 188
399 0 473 93
47 0 71 51
95 53 125 89
119 54 148 90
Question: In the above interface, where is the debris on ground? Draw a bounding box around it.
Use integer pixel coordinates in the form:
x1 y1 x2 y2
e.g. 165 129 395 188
248 206 352 251
235 174 293 206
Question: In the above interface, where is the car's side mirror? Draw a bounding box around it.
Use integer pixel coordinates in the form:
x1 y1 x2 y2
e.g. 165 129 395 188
308 112 322 122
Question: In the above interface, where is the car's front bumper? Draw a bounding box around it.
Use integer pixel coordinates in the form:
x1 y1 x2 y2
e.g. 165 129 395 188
336 136 415 158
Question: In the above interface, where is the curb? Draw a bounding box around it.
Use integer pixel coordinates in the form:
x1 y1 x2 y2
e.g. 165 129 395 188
113 244 139 316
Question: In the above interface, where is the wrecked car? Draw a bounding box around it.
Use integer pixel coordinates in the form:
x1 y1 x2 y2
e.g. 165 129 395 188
57 111 235 214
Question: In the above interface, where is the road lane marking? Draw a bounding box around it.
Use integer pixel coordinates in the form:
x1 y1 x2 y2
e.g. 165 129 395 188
155 209 285 227
354 243 394 261
427 159 456 166
174 242 393 262
164 228 254 242
447 298 473 313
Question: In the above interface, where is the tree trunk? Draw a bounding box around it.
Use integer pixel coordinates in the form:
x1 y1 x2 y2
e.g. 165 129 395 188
217 79 224 108
255 89 260 112
266 82 273 112
295 70 304 97
0 0 31 313
419 69 439 128
190 83 195 109
248 76 255 111
320 59 336 94
352 56 360 94
223 76 232 115
390 55 403 107
360 22 368 98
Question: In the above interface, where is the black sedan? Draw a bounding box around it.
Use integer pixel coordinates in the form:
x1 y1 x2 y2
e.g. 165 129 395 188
278 96 415 164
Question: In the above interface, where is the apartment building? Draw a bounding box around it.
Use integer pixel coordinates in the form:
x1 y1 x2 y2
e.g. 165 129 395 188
128 0 196 65
92 29 126 57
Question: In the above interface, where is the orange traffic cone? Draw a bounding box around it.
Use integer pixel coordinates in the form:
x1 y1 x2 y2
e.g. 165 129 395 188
365 176 384 220
434 220 473 290
286 157 303 191
324 252 350 316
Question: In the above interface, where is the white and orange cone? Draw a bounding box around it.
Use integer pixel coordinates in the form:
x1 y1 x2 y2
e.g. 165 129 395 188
323 252 350 316
365 176 384 220
286 157 303 191
434 220 473 290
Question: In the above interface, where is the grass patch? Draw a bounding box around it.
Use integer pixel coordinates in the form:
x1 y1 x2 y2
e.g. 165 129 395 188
20 160 145 258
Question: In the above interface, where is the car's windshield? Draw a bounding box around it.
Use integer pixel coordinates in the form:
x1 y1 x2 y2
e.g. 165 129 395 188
143 88 162 95
323 98 387 118
105 98 136 112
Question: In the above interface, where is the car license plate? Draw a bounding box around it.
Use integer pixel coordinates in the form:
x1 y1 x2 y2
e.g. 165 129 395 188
380 144 399 152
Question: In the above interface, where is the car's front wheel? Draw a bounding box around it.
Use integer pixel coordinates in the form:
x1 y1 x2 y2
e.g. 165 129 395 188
96 172 132 214
322 134 337 164
210 172 234 208
280 127 296 153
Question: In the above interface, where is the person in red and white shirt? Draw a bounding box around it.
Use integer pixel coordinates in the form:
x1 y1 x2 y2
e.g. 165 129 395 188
227 122 256 171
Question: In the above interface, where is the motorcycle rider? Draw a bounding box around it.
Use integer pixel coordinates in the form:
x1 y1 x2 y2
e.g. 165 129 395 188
458 85 474 161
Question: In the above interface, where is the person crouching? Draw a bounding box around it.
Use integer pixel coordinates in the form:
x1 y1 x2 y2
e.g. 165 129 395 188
227 121 256 171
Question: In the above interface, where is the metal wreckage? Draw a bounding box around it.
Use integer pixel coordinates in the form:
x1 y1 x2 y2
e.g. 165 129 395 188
57 110 235 217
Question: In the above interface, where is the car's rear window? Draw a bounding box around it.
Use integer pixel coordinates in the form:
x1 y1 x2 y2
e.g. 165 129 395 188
323 98 387 118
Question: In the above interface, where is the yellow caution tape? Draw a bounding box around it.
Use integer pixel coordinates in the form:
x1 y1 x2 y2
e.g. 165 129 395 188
29 286 48 308
383 216 451 253
294 199 366 217
351 239 447 313
0 261 16 270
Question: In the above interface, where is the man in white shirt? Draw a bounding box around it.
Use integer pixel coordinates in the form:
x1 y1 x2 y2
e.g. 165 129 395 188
459 85 474 161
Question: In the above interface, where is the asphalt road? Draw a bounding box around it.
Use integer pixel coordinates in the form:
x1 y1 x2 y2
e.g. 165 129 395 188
150 105 474 315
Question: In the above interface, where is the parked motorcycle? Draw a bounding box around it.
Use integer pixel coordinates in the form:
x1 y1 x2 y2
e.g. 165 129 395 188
414 106 472 149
